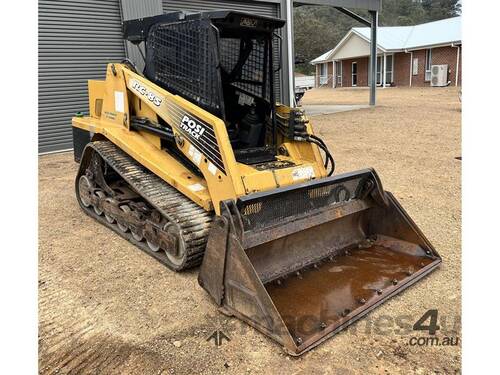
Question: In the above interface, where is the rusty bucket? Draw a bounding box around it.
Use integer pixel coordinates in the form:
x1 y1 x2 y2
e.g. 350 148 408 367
199 168 441 355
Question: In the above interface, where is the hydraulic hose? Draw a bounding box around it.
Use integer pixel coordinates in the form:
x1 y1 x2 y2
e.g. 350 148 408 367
309 135 335 174
306 135 335 176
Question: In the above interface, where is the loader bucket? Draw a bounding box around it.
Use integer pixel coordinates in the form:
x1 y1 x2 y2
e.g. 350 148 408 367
199 168 441 355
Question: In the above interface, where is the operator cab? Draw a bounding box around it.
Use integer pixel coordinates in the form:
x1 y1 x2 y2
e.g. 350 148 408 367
123 11 285 165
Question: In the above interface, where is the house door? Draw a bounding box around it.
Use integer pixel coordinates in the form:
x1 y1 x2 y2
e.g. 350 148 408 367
376 55 394 86
352 62 358 86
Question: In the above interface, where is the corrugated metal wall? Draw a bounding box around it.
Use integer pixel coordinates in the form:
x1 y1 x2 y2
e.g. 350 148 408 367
162 0 278 17
39 0 126 153
38 0 283 153
120 0 162 73
162 0 282 101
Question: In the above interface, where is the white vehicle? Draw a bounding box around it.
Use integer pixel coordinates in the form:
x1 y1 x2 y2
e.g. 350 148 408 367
295 75 315 104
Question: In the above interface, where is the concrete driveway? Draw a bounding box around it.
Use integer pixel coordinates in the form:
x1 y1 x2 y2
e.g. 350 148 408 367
302 104 370 116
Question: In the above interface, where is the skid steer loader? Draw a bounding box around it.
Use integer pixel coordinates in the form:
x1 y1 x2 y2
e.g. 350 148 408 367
72 11 441 355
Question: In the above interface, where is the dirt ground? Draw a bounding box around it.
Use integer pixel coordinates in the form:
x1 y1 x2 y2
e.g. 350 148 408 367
39 87 461 374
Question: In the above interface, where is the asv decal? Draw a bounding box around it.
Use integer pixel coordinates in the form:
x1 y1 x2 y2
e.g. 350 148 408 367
131 80 162 106
240 17 258 27
180 115 206 140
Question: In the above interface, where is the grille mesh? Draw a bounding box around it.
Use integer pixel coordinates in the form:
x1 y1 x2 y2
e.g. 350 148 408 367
238 177 365 231
144 18 278 117
146 19 222 115
219 38 269 100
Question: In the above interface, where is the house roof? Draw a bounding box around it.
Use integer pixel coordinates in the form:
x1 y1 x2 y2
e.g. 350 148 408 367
310 49 333 65
311 16 461 64
352 26 413 50
311 49 334 64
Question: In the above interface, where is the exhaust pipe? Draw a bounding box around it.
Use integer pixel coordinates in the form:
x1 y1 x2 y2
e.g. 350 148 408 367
199 168 441 355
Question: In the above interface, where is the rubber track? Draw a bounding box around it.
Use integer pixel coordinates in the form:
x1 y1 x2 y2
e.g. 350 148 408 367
78 141 214 270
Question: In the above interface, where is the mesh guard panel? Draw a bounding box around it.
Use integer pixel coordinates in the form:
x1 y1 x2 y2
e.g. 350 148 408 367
237 174 371 232
145 19 223 116
219 38 270 101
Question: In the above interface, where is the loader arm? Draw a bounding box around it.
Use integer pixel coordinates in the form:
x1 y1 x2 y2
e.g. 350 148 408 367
73 63 328 214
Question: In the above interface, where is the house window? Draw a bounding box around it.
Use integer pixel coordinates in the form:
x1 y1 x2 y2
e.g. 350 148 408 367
352 62 358 86
319 63 328 85
376 56 382 85
385 55 394 84
335 61 342 86
425 49 432 81
412 57 419 75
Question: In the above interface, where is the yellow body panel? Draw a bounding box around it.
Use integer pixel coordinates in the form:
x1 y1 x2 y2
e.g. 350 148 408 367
72 63 327 214
73 116 213 210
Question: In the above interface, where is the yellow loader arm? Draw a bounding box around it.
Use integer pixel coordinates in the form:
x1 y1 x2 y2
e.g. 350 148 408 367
73 63 327 214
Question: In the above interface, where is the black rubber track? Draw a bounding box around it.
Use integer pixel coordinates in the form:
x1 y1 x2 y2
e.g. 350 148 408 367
75 141 214 271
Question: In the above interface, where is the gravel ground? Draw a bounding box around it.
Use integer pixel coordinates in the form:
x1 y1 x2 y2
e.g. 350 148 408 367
39 87 461 374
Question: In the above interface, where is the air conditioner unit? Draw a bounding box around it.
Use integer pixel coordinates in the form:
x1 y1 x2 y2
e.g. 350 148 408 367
430 64 449 87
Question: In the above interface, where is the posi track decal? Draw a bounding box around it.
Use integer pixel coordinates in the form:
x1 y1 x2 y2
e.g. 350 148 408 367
177 112 226 174
180 115 206 140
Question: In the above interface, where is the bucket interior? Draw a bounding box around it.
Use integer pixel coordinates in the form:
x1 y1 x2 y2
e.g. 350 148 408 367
243 202 438 346
264 241 433 343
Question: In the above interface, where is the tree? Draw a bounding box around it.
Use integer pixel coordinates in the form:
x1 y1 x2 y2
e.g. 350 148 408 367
422 0 462 20
294 7 359 73
379 0 428 26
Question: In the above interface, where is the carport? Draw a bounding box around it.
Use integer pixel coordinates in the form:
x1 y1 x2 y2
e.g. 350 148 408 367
287 0 381 106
